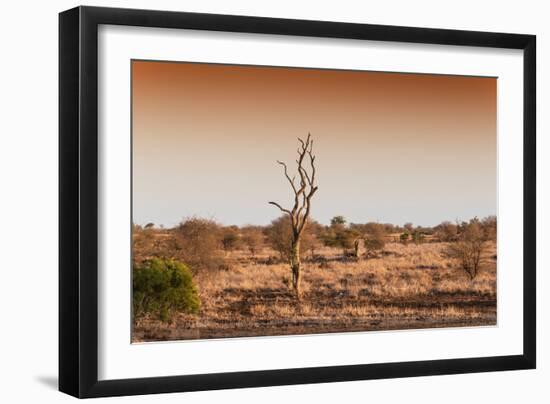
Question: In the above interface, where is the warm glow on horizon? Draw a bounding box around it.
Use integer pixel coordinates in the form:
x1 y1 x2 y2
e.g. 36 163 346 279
132 60 497 227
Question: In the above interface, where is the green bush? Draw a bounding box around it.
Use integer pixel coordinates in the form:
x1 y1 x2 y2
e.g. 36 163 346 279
133 258 200 322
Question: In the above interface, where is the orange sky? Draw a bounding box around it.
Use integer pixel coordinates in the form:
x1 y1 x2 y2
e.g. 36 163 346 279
132 60 496 227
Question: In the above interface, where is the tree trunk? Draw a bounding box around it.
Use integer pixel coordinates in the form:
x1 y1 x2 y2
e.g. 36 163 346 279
290 239 302 296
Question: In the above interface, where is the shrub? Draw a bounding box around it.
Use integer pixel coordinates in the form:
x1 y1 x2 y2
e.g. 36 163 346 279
445 219 486 280
221 226 241 252
364 237 385 252
265 216 292 260
321 226 356 256
363 223 386 255
175 217 224 273
434 221 458 242
132 224 156 262
266 215 320 261
412 231 425 245
241 225 265 257
133 258 200 322
481 215 497 241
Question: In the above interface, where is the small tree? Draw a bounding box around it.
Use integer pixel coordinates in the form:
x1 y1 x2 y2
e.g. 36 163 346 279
330 216 346 226
133 258 200 323
445 219 486 280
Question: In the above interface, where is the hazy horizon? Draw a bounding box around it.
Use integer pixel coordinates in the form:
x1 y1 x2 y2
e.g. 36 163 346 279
132 60 497 228
134 214 496 230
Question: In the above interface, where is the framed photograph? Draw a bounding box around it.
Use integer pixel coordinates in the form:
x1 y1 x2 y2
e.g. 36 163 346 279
59 6 536 398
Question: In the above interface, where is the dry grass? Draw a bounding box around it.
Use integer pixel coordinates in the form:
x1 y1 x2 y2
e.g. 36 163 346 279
133 241 496 342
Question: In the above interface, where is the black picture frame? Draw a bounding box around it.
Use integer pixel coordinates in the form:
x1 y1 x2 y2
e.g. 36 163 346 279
59 5 536 398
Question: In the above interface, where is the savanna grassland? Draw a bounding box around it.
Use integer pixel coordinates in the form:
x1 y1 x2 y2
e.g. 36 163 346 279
132 225 497 342
131 67 498 344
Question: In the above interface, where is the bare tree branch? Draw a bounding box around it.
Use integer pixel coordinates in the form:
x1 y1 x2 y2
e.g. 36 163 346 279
268 201 293 218
277 160 297 194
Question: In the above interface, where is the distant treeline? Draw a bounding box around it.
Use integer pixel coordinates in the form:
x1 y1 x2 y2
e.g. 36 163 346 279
133 215 496 271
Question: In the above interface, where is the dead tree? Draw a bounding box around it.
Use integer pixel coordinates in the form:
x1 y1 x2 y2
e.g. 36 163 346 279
269 133 318 296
